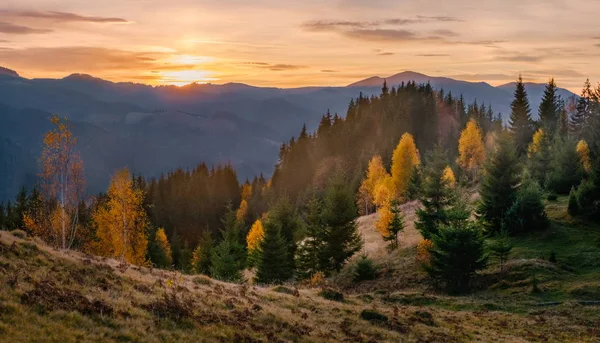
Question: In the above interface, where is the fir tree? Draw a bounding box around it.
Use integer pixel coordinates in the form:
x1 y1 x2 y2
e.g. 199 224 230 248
545 138 585 194
320 177 362 272
266 197 301 274
502 181 548 234
509 76 534 157
406 166 422 201
255 219 291 284
538 78 561 135
426 221 487 294
478 133 521 233
415 147 454 240
571 79 593 138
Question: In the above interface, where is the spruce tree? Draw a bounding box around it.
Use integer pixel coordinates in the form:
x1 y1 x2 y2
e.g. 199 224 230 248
509 76 534 157
266 197 301 274
425 222 487 294
295 194 325 280
211 240 243 282
571 79 593 139
415 147 454 240
384 201 404 249
320 177 362 272
538 78 560 135
502 181 548 234
478 133 521 233
255 219 291 284
545 138 585 194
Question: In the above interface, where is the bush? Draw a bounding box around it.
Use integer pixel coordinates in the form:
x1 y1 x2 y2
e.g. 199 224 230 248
319 288 344 302
502 182 548 234
546 192 557 201
360 310 388 323
575 179 598 216
353 255 377 282
568 187 578 216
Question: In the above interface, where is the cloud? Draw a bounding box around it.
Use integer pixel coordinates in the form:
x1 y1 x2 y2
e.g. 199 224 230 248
0 10 129 23
240 61 305 71
595 43 600 48
377 52 394 56
495 54 543 62
415 53 450 57
0 21 52 34
432 29 459 37
302 15 463 33
321 69 338 73
342 29 420 42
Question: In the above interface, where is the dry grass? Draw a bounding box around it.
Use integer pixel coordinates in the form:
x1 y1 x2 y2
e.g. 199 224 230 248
0 195 599 342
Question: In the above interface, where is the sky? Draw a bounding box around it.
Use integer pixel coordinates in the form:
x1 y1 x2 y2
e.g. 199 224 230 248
0 0 599 91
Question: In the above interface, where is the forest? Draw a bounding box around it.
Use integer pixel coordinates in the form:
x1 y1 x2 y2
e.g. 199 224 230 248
1 75 599 293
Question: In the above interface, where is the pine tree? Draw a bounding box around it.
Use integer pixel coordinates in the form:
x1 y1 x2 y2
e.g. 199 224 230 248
538 78 561 135
457 119 486 180
415 147 454 240
255 219 291 284
478 133 521 233
425 222 487 294
391 133 420 200
509 76 534 157
320 177 362 272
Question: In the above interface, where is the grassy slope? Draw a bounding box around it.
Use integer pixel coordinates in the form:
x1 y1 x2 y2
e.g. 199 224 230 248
0 197 599 342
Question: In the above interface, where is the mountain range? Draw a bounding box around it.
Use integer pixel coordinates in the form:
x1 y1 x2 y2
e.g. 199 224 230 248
0 67 577 201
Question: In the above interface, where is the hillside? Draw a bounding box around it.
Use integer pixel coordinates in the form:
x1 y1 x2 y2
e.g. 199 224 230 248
0 68 577 201
1 196 599 342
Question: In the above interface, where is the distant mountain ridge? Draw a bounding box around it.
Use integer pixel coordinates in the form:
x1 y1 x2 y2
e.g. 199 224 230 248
0 67 578 201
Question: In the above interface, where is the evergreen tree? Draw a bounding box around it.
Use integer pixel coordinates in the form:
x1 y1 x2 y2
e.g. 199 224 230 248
384 201 404 249
191 231 213 275
502 181 548 234
320 177 362 272
568 187 578 216
210 240 243 282
255 219 291 284
538 78 561 135
571 79 593 138
425 222 487 294
528 129 552 187
415 147 454 240
487 229 513 277
353 255 377 282
295 194 325 280
406 166 422 201
266 197 301 273
148 228 173 269
246 219 265 268
509 76 534 157
545 138 585 194
478 133 521 233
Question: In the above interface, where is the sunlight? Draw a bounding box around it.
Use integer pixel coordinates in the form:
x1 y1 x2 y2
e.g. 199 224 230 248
159 69 218 86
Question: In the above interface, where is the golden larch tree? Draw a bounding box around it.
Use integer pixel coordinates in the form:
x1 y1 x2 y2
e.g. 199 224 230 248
236 199 248 222
375 203 394 239
39 115 85 249
457 119 485 180
373 175 396 208
359 155 389 210
576 140 591 173
391 133 420 200
93 168 148 264
527 129 544 158
442 166 456 188
246 219 265 253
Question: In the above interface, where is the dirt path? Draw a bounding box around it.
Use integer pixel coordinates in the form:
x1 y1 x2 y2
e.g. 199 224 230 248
356 200 423 259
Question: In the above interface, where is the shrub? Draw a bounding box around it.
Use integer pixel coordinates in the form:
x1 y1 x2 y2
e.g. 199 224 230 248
546 192 557 201
360 310 388 323
309 271 326 288
568 187 579 216
353 255 377 282
319 288 344 302
575 179 598 216
502 182 548 234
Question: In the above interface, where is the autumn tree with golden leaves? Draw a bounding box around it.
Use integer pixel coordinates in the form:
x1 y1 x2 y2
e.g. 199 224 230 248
358 155 389 212
391 133 420 200
576 140 591 173
93 168 148 265
38 115 85 249
457 119 485 181
246 219 265 267
442 166 456 188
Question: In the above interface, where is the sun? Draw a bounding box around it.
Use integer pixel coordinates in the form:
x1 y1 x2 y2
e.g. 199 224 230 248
159 69 218 86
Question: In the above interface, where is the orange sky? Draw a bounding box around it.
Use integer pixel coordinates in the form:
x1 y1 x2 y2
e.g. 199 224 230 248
0 0 599 92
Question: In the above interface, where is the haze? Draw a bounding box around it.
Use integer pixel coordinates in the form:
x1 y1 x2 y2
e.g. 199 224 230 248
1 0 599 91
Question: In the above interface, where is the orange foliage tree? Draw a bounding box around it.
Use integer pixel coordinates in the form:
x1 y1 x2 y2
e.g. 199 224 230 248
442 166 456 188
457 119 485 180
391 133 420 200
92 168 148 264
39 115 85 249
358 155 388 212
